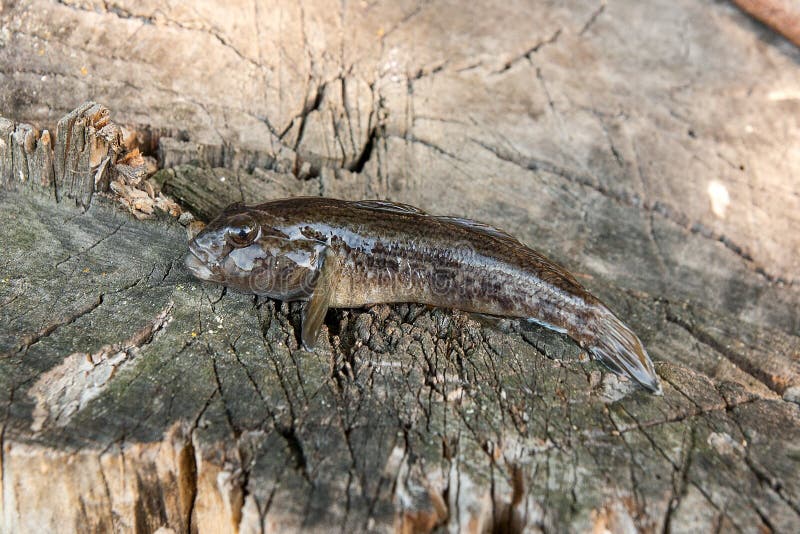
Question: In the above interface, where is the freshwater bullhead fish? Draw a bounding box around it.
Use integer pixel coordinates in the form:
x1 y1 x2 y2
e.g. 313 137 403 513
185 198 661 393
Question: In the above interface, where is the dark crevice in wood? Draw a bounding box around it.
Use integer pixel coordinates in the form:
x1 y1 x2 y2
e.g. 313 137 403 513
8 294 104 357
3 0 800 525
664 310 786 397
178 437 198 534
347 127 377 173
275 422 310 480
292 81 328 153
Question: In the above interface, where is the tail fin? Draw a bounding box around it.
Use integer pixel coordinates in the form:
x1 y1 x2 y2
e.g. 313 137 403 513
586 309 662 394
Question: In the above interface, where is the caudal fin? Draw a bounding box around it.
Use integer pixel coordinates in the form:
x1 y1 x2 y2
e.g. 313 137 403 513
586 309 662 394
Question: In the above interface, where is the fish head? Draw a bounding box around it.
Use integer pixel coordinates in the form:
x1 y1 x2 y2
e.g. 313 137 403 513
185 203 325 299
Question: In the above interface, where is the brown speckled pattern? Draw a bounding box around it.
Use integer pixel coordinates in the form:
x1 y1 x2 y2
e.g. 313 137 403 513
187 197 661 392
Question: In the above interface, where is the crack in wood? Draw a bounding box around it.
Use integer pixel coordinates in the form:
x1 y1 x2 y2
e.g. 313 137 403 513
493 28 563 74
2 0 800 524
664 310 793 397
579 1 607 36
7 293 104 357
471 138 797 287
54 221 126 268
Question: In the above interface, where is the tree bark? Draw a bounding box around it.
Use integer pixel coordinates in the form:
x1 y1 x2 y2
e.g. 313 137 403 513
1 1 800 532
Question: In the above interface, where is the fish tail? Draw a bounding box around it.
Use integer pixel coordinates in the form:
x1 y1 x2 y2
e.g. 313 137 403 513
584 308 662 394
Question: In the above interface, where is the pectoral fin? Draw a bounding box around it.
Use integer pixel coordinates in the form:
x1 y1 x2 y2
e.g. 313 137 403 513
301 253 339 350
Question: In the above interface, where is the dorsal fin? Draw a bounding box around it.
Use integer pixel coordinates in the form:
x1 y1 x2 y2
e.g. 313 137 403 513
437 216 582 288
350 199 426 215
434 216 520 242
352 200 583 289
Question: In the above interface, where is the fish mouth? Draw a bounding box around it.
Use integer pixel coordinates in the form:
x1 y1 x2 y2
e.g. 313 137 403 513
185 249 222 282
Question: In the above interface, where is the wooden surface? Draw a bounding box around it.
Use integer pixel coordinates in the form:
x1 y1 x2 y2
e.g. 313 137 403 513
1 1 800 532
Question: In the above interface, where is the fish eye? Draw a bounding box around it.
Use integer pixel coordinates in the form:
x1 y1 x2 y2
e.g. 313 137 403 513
224 216 259 247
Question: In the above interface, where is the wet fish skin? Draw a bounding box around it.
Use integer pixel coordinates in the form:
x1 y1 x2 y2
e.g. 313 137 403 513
185 197 662 394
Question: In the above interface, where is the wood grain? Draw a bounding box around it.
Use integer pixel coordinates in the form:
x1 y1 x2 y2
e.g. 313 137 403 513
1 0 800 531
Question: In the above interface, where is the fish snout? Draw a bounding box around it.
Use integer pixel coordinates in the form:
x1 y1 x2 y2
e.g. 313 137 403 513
185 250 216 281
185 238 223 282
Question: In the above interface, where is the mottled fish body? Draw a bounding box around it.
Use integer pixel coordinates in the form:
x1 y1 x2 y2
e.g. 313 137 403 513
185 197 661 393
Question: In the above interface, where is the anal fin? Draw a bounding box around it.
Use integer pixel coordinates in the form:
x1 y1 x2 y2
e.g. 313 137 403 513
468 312 506 329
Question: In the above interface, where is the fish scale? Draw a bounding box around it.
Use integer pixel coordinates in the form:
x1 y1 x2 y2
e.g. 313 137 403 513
185 197 662 394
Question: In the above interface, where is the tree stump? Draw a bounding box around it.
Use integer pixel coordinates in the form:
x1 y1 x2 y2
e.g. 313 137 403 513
1 1 799 532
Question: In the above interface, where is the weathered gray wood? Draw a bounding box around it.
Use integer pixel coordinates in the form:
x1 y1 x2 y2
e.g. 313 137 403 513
0 119 53 193
1 0 800 532
1 185 799 533
152 165 320 222
53 102 120 207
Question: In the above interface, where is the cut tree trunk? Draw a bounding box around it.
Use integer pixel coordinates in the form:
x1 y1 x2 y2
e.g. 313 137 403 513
1 1 800 533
